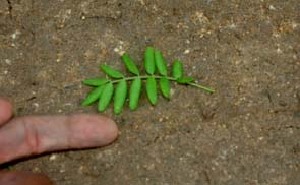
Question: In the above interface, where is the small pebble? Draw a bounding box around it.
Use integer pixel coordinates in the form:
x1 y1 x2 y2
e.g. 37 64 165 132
276 48 283 54
113 41 126 55
5 59 11 65
33 103 39 108
184 49 190 54
49 155 57 161
170 88 175 97
11 30 20 40
268 5 276 10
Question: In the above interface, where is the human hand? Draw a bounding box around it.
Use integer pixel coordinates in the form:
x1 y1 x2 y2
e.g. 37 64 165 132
0 98 118 185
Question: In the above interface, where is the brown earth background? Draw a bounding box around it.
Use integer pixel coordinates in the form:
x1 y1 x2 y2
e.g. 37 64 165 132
0 0 299 184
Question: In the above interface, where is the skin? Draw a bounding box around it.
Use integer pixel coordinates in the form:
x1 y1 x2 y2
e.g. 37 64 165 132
0 98 119 185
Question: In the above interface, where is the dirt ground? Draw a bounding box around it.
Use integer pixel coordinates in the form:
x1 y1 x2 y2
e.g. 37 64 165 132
0 0 299 184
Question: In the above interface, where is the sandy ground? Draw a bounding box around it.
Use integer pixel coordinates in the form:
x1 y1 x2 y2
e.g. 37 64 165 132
0 0 299 184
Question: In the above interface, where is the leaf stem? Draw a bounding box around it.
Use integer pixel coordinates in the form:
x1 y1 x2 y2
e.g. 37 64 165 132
109 75 215 93
186 82 215 93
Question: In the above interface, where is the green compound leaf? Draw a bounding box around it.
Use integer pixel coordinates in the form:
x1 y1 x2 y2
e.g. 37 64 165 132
172 60 183 79
82 47 215 114
155 50 168 76
160 77 171 99
101 64 124 78
129 78 142 110
177 77 194 84
121 53 139 75
144 47 156 75
81 85 105 106
98 82 114 112
146 77 157 105
114 79 127 114
83 78 108 86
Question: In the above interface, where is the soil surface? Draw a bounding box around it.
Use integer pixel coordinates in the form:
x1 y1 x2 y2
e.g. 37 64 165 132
1 0 299 184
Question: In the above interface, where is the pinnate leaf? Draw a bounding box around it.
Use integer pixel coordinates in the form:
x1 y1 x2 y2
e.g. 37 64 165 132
81 86 104 106
144 47 156 75
114 79 127 114
101 64 124 78
155 50 168 76
129 78 142 110
121 53 139 75
160 77 170 99
82 47 215 114
146 77 157 105
98 82 114 112
172 60 183 79
177 77 194 84
83 78 108 86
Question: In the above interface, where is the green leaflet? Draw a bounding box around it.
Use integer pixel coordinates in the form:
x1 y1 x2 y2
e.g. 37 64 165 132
81 85 104 106
114 79 127 114
177 77 194 84
98 82 114 112
129 78 142 110
155 50 168 76
121 53 139 75
172 60 183 79
144 47 155 75
146 77 157 105
101 64 124 78
83 77 108 86
160 77 170 99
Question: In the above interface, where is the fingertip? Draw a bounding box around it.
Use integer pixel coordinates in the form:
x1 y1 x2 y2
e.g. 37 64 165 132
68 114 119 148
100 116 119 144
89 115 119 145
0 98 13 125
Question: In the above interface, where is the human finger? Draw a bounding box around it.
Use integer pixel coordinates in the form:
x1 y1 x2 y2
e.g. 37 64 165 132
0 171 53 185
0 98 13 126
0 114 118 164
